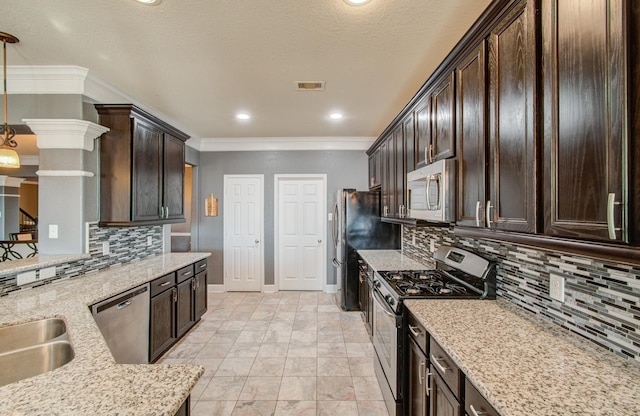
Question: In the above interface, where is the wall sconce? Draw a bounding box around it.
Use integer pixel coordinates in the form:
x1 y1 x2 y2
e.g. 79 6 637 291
205 193 218 217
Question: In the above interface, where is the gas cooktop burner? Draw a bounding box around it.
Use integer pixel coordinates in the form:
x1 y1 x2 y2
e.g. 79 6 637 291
394 279 468 296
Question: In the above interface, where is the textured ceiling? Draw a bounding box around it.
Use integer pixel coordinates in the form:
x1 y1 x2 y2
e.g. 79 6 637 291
1 0 491 140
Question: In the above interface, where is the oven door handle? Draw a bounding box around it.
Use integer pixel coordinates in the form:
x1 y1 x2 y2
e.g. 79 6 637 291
371 288 396 318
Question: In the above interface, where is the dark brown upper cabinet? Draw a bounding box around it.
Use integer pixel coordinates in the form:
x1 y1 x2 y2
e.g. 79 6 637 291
404 114 416 177
430 72 457 163
487 0 538 233
456 42 487 228
380 137 391 216
414 96 432 167
96 104 189 227
369 146 382 189
542 0 627 242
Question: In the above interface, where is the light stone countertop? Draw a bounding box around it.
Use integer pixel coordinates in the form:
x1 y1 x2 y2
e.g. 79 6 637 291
0 252 210 415
358 249 434 271
404 298 640 416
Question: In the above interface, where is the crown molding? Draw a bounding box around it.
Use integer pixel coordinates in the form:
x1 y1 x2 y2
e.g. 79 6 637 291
22 119 109 151
192 136 375 152
8 65 196 139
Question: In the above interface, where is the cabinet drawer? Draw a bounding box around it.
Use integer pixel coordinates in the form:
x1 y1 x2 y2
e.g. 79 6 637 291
406 311 428 354
150 272 176 297
429 337 461 398
465 378 501 416
176 265 195 284
195 259 208 273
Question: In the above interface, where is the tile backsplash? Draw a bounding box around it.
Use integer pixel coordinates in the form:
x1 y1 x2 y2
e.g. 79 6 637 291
403 226 640 364
0 224 163 295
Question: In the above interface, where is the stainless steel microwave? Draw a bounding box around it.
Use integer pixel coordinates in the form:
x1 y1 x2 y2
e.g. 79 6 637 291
406 159 456 223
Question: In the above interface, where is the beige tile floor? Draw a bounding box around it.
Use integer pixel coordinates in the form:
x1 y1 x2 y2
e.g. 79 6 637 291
158 290 389 416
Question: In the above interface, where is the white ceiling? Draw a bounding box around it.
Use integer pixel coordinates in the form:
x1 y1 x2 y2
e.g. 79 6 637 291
1 0 491 142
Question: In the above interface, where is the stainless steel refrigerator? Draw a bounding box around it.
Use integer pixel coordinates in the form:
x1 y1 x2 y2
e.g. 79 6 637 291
332 189 401 311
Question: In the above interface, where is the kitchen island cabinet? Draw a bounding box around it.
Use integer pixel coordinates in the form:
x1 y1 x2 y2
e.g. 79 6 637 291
404 299 640 416
0 253 209 415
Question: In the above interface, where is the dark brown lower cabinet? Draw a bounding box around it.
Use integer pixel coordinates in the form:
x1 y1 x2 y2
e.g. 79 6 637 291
430 369 461 416
175 396 190 416
194 270 208 320
150 286 177 362
176 278 195 338
408 337 428 416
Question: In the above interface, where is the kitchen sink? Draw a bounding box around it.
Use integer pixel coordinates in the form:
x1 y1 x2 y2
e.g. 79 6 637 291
0 318 68 354
0 318 75 387
0 340 75 387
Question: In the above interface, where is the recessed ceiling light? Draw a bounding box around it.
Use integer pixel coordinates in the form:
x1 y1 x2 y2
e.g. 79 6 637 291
136 0 162 5
329 113 343 120
236 113 251 120
344 0 371 5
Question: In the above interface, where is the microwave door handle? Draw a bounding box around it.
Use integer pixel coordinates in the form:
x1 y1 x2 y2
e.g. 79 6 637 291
426 177 434 209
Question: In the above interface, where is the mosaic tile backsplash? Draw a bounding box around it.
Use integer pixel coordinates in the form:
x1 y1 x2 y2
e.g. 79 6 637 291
0 224 163 295
402 226 640 363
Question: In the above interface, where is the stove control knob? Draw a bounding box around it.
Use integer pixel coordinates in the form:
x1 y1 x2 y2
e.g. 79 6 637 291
373 281 381 288
385 295 395 306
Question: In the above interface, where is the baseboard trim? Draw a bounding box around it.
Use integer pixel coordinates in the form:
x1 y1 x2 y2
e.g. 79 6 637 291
207 284 225 293
324 284 338 294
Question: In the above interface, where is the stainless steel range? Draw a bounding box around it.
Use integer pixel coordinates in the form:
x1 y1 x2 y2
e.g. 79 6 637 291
371 245 496 416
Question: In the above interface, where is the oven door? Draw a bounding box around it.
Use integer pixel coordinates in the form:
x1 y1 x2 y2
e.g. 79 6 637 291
371 287 400 399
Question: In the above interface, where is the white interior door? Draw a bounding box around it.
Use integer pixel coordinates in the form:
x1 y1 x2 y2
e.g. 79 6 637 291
275 175 326 291
224 175 264 291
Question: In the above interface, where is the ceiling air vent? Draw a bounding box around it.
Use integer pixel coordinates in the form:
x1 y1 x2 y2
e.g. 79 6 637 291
296 81 325 91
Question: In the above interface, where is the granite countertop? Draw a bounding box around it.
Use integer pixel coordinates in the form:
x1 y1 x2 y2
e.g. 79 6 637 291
404 299 640 416
358 249 434 272
0 252 210 415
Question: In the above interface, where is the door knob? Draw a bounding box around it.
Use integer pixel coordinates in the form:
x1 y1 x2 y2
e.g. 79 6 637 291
318 239 322 243
255 239 260 244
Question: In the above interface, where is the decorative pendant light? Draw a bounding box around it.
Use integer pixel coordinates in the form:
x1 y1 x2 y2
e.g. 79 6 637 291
0 32 20 169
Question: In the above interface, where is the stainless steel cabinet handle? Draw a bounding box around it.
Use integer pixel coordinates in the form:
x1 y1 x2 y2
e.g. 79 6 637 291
475 201 481 227
426 371 432 396
199 263 206 269
419 360 425 385
486 200 493 228
165 207 169 218
408 324 422 337
117 300 132 310
159 281 172 287
469 404 485 416
182 271 192 277
430 355 449 374
607 192 621 240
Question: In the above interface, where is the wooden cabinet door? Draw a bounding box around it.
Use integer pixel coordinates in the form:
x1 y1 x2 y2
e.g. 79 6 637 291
150 287 177 362
408 338 428 416
431 72 456 162
456 42 487 228
542 0 627 242
415 96 432 167
393 124 405 216
368 153 376 189
163 133 185 221
404 113 416 175
132 118 163 222
488 0 538 233
194 271 207 321
429 369 461 416
176 278 195 338
381 138 390 216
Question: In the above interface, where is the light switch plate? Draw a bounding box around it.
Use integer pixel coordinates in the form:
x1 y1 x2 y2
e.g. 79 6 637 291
147 236 153 246
49 224 58 239
549 273 565 302
430 240 436 253
102 241 110 255
17 270 37 286
40 266 56 279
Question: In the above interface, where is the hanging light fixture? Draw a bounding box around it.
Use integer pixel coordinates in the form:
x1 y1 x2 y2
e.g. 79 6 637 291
0 32 20 169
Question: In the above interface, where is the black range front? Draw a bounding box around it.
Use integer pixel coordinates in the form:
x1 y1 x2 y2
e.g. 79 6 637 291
371 245 496 416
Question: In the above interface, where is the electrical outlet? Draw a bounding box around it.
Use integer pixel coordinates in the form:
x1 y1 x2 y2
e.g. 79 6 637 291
49 224 58 239
430 240 436 253
17 270 37 286
102 241 110 255
147 236 153 246
40 266 56 279
549 273 565 302
412 232 416 245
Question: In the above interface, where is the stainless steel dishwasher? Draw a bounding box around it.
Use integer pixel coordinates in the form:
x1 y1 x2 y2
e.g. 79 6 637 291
91 284 150 364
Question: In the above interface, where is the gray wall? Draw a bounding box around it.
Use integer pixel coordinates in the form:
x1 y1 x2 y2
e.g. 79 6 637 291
197 150 368 287
4 94 87 122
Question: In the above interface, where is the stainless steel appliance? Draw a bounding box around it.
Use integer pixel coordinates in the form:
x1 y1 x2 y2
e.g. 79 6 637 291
371 245 496 416
332 189 401 311
91 284 150 364
407 159 456 223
